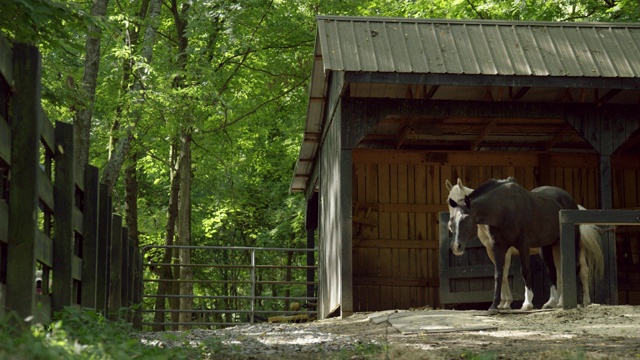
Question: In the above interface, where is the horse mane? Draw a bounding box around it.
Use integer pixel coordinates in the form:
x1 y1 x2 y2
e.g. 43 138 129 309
469 177 517 200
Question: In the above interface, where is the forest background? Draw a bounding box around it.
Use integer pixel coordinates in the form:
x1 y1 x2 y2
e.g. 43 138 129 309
1 0 639 329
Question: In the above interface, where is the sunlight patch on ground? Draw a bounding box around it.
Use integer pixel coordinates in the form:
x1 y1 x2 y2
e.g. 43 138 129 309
483 330 575 340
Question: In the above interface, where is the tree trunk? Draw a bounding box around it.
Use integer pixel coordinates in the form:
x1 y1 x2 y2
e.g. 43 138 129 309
153 139 180 331
74 0 109 172
169 0 193 330
101 0 162 191
177 128 193 330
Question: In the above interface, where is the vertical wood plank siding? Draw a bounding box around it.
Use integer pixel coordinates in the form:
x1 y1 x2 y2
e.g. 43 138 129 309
351 149 640 310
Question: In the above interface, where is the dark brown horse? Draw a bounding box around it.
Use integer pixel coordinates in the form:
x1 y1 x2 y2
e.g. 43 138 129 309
447 178 602 313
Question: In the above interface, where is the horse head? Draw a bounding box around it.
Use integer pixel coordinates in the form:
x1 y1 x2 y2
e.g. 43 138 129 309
447 195 477 256
446 178 473 206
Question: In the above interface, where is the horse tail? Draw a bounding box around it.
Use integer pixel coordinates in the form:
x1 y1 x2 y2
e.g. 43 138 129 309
578 205 605 282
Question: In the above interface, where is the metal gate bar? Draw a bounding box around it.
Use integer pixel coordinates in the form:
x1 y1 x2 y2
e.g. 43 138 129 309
138 245 317 329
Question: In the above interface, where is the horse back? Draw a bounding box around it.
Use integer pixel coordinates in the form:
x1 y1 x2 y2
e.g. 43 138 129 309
490 183 563 248
532 186 579 210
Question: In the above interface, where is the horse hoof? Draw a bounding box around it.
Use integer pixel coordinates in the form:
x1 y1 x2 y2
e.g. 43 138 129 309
520 303 534 311
487 308 499 315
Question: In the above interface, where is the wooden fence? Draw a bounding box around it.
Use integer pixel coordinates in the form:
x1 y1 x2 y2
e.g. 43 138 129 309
0 39 141 328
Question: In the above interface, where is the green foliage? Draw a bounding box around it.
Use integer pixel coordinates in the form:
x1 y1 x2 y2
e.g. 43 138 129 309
0 307 223 359
0 0 92 48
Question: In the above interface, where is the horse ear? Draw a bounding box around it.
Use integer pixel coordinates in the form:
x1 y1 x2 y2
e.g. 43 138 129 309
448 198 458 208
457 178 464 188
445 179 452 191
464 195 471 208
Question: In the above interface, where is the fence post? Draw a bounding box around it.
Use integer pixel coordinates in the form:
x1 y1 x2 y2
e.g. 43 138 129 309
81 165 100 309
108 215 123 319
127 238 135 322
52 121 76 314
132 247 142 329
120 227 129 320
95 184 111 315
6 43 41 328
250 249 255 324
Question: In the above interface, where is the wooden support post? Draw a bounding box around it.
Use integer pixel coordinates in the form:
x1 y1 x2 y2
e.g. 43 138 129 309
599 155 613 210
108 215 123 320
559 220 578 309
6 43 41 328
52 121 76 313
120 227 130 319
81 165 99 309
95 183 111 315
559 210 639 307
132 246 143 329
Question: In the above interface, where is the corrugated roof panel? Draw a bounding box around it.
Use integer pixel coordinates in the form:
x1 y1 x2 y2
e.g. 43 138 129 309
514 26 549 76
418 24 446 73
466 24 498 75
336 20 361 71
482 25 516 75
369 21 395 72
316 19 335 71
585 27 619 77
530 26 563 76
546 27 578 76
611 28 640 76
402 22 430 73
450 24 480 74
434 23 464 74
353 21 377 71
387 22 413 73
497 25 532 75
564 27 599 76
604 28 636 77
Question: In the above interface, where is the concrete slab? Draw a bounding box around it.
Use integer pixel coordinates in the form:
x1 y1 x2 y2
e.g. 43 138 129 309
368 309 497 334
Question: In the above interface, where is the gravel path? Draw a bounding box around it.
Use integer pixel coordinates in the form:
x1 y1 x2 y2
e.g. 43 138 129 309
138 305 640 359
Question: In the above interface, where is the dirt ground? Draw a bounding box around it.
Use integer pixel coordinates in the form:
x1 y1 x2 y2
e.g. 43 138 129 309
298 304 640 359
143 304 640 359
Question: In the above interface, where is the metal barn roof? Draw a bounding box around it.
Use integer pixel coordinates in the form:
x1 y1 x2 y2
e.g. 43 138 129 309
291 16 640 193
317 17 640 77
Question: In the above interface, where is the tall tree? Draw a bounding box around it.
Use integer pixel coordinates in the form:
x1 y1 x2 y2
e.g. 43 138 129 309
169 0 194 329
101 0 162 191
74 0 109 172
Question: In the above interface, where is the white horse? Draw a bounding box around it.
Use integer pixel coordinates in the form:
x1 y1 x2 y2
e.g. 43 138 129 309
446 178 604 310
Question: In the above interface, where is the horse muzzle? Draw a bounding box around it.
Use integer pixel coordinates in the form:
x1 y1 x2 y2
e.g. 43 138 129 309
451 241 465 256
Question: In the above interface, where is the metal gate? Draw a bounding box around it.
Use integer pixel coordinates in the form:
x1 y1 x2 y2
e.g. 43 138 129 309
137 245 317 329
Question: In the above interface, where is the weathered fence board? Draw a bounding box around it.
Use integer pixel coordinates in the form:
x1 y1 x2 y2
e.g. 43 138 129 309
6 43 41 324
1 39 139 328
82 166 100 309
52 121 76 313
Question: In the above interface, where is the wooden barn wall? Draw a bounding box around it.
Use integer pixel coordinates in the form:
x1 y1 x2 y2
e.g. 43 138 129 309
350 149 640 311
613 167 640 305
318 73 350 319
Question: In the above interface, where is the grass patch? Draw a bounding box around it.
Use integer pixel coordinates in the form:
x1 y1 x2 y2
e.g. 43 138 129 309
0 307 234 359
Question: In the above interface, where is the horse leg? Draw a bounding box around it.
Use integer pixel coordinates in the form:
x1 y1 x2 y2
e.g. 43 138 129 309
517 245 534 311
479 226 513 309
499 247 514 310
579 246 591 306
489 243 507 314
541 245 559 309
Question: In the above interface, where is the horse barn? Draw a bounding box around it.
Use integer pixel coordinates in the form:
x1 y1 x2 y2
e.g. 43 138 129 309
290 16 640 319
